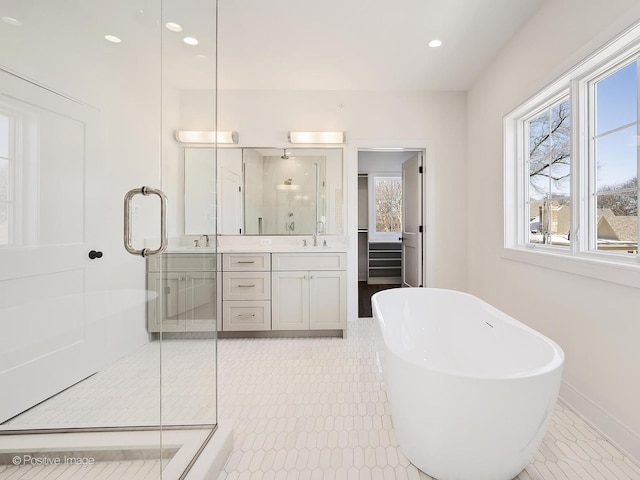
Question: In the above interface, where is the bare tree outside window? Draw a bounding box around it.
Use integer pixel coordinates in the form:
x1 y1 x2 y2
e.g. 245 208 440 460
597 177 638 216
374 177 402 233
528 100 571 194
527 98 571 246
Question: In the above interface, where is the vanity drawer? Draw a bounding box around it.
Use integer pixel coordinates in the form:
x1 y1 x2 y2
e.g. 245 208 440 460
223 272 271 300
272 253 346 271
222 253 271 271
147 253 219 272
223 301 271 331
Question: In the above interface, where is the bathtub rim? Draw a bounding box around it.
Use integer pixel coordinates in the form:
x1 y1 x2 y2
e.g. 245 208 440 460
371 287 565 381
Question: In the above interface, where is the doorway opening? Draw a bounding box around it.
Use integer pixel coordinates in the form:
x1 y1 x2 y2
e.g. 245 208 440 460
357 149 425 317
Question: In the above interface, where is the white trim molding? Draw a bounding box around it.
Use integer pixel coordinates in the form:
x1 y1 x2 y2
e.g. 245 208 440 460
560 380 640 465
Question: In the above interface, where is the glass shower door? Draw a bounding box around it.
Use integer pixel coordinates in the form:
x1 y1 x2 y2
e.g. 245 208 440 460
0 0 218 478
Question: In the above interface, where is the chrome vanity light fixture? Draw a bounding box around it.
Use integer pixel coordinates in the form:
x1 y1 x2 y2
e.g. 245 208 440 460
288 131 346 144
174 130 239 144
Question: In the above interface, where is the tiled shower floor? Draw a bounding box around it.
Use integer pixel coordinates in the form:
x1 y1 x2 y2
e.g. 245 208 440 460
1 319 638 479
216 319 640 480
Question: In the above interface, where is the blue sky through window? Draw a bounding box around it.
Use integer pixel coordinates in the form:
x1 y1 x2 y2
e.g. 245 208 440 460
595 60 638 188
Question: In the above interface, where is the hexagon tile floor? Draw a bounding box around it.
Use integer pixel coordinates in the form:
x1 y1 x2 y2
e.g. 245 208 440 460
216 319 640 480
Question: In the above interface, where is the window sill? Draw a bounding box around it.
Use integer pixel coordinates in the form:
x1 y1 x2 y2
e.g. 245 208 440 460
502 246 640 289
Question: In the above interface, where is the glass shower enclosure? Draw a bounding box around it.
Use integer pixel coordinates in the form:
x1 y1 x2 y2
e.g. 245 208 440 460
0 1 220 478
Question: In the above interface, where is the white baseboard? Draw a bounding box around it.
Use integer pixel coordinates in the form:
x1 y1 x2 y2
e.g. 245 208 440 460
560 380 640 466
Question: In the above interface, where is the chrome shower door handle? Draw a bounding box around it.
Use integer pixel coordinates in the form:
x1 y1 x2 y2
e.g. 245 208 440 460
124 186 168 257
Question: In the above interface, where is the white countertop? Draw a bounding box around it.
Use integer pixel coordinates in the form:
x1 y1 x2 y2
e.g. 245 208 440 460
161 235 349 254
164 245 347 254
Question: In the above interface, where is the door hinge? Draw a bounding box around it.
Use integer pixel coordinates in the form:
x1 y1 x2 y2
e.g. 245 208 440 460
418 166 423 174
419 225 423 233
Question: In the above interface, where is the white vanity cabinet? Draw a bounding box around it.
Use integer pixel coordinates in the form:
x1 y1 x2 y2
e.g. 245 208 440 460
222 253 271 331
271 253 347 331
147 254 221 332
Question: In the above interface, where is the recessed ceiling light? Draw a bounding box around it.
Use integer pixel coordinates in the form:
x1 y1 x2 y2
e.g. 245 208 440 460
165 22 182 32
105 35 122 43
1 16 22 26
183 36 199 46
428 39 443 48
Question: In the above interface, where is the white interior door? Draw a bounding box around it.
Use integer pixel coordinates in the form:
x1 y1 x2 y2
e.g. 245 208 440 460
0 69 106 422
401 152 423 287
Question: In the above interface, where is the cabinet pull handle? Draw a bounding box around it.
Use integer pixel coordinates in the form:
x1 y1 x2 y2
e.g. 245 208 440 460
235 314 256 318
236 260 255 264
237 284 256 288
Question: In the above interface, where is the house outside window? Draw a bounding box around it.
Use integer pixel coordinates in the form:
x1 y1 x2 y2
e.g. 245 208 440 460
591 60 638 254
504 23 640 288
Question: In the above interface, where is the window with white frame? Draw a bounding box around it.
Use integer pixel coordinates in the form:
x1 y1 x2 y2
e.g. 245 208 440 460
504 23 640 285
526 97 571 247
590 59 638 255
368 174 402 242
0 113 10 246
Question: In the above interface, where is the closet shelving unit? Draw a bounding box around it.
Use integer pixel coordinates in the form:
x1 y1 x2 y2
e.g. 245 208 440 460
367 242 401 284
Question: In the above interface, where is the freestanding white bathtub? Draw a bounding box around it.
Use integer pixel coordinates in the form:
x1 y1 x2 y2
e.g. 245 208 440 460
372 288 564 480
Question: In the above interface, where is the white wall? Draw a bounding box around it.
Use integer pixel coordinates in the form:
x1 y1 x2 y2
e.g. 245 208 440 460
179 89 468 320
467 0 640 461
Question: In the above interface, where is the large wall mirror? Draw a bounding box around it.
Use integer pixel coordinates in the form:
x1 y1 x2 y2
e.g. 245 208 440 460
184 147 343 235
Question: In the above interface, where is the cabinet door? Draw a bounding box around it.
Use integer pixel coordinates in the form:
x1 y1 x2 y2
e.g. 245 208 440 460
272 271 309 330
184 272 217 332
309 271 347 330
147 272 184 332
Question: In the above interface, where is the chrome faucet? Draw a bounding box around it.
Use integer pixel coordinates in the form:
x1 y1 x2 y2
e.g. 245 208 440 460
312 234 317 247
199 234 210 247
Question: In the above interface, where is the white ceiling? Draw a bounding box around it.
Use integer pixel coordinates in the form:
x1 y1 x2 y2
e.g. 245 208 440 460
0 0 544 93
216 0 544 91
